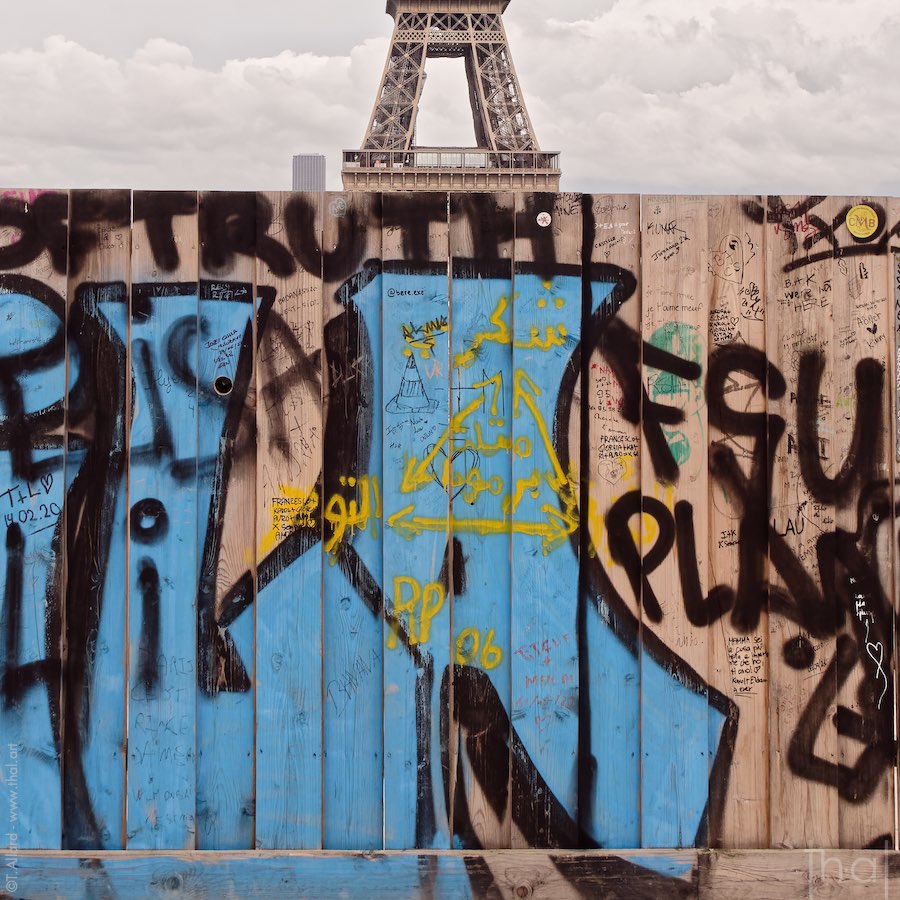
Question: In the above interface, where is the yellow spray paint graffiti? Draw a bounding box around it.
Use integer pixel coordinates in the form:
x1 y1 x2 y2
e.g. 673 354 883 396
323 475 382 555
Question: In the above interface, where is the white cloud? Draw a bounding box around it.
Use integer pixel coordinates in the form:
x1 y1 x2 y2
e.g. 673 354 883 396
506 0 900 194
0 35 387 190
0 1 896 194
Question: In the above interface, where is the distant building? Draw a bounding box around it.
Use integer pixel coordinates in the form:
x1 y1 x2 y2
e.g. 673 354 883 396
292 154 326 191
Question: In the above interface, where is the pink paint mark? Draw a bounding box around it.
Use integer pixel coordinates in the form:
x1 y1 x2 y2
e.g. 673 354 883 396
1 189 50 204
773 213 819 242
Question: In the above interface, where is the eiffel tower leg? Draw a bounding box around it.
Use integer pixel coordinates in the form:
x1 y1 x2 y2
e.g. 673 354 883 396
463 47 494 150
471 20 538 153
363 16 428 152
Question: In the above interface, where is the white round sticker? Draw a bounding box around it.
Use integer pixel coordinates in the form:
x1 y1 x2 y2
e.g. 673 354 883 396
536 212 552 228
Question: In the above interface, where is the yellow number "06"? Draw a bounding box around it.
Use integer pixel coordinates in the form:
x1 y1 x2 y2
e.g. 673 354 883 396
455 627 502 670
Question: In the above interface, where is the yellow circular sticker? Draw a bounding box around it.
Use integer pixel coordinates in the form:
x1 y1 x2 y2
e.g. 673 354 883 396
846 204 879 239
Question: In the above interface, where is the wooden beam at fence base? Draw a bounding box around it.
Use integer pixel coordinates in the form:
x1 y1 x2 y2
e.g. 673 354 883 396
9 849 900 898
699 849 900 899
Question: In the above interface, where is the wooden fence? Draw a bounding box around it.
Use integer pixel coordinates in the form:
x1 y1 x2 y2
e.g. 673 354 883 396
1 190 900 896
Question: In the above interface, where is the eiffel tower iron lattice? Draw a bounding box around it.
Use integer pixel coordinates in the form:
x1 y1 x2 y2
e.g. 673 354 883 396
342 1 561 191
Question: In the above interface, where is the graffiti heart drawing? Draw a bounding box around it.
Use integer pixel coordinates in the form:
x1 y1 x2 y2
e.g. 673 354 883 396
426 443 479 501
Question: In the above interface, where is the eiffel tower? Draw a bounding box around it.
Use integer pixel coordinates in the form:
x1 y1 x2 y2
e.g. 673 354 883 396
342 1 560 191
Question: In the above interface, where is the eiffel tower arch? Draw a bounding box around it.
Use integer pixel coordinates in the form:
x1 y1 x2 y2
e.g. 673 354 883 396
342 1 561 191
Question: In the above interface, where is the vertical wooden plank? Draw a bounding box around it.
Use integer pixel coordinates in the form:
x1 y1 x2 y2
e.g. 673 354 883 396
126 191 200 849
766 194 838 849
510 192 583 847
582 193 642 847
381 192 450 849
448 193 514 849
832 196 895 849
890 195 900 852
0 188 69 848
195 192 257 849
321 190 384 849
64 189 131 849
254 191 323 849
704 196 769 847
639 194 711 848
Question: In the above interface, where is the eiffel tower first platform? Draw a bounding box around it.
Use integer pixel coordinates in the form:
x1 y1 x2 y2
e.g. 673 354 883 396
342 0 560 191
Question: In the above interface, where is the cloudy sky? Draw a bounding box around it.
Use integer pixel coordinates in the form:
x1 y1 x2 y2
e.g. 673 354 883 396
1 0 897 194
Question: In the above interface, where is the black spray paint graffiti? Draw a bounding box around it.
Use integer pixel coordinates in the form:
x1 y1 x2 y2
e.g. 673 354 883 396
597 334 895 797
1 192 897 871
743 195 900 271
0 192 668 865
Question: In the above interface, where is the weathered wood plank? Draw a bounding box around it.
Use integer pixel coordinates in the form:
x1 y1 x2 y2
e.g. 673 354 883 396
0 188 69 849
195 191 257 849
9 849 702 898
700 849 900 898
704 195 769 848
830 196 895 850
582 192 642 847
890 196 900 854
126 191 200 849
381 192 451 849
448 192 514 849
254 191 323 849
510 193 583 847
765 194 839 849
64 189 131 849
13 848 900 899
639 195 713 848
322 190 384 849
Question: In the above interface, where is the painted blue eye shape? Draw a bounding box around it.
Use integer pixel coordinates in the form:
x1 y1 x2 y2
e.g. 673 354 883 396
129 498 169 545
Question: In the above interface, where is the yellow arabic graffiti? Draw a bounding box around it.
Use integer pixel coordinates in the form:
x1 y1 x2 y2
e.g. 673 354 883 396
453 294 510 369
323 474 382 555
393 367 578 553
453 293 570 369
259 476 384 559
